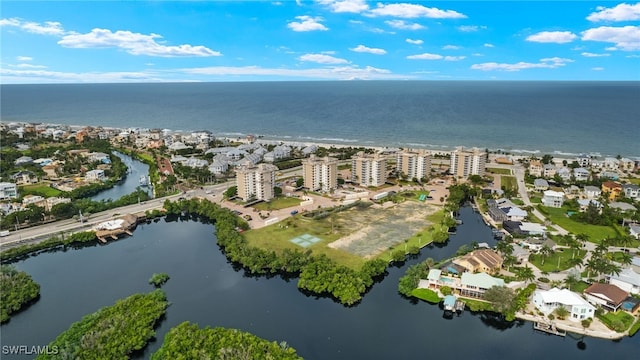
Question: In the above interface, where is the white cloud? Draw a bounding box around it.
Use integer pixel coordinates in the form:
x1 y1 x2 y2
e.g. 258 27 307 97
317 0 369 13
442 45 460 50
58 29 221 57
367 3 466 19
298 53 349 64
0 17 66 36
287 15 328 32
406 38 423 45
472 53 483 57
181 65 409 80
626 54 640 58
385 20 424 30
457 25 486 32
587 2 640 22
581 25 640 51
8 63 47 69
581 52 610 57
406 53 465 61
350 45 386 55
0 68 164 83
471 57 574 71
483 43 495 48
16 56 33 61
526 31 577 43
592 67 605 71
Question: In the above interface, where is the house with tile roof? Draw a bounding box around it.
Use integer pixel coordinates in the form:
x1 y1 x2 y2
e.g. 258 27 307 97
584 283 629 311
452 249 503 274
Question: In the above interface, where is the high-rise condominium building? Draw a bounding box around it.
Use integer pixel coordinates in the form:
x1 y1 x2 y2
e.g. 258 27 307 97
450 147 486 178
302 155 338 192
397 149 432 181
236 163 278 201
351 151 387 187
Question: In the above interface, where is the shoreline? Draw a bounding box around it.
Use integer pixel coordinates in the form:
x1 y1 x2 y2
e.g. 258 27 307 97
515 312 626 340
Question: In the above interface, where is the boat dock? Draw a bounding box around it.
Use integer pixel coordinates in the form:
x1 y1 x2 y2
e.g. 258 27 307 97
533 321 566 337
94 214 139 243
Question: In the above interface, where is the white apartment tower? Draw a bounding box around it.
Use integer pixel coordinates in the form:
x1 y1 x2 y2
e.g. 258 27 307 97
302 155 338 192
236 163 278 201
351 152 387 187
450 147 486 178
397 149 432 181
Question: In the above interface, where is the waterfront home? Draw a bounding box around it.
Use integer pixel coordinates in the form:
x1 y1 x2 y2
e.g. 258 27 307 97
10 171 37 185
529 160 543 177
584 283 629 312
608 268 640 295
533 178 549 191
420 269 505 299
622 184 640 200
85 169 106 182
22 195 46 207
503 221 547 237
573 167 590 182
601 181 622 200
576 154 591 168
14 155 33 166
542 164 557 178
273 145 292 159
532 288 595 322
226 148 249 160
520 237 557 252
603 157 620 171
452 249 503 274
182 158 209 168
557 167 571 182
542 190 564 208
577 199 602 212
583 185 602 199
619 158 635 171
599 171 619 181
302 145 318 156
86 152 111 164
208 160 229 175
168 141 192 152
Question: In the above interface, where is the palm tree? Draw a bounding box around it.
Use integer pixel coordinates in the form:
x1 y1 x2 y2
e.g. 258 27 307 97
564 273 580 291
514 266 535 283
540 245 553 266
618 252 633 267
567 256 583 271
555 306 570 320
576 233 589 249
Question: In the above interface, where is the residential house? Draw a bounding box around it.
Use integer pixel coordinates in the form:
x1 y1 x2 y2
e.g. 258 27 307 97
573 167 590 182
534 178 549 191
208 160 229 175
584 283 629 311
532 288 595 322
168 141 192 152
609 202 637 213
583 185 602 199
272 145 292 159
542 190 564 208
22 195 46 207
511 244 530 264
543 164 557 178
420 269 505 299
226 148 248 161
86 152 111 164
42 163 62 180
630 225 640 240
11 171 37 185
600 171 619 181
576 154 591 168
520 238 557 252
529 160 543 177
0 182 18 199
557 167 571 182
182 158 209 168
45 197 71 212
452 249 503 274
608 268 640 295
14 156 34 166
503 221 547 237
577 199 602 212
302 145 318 157
603 157 620 170
601 181 622 200
85 169 106 182
619 157 635 171
622 184 640 200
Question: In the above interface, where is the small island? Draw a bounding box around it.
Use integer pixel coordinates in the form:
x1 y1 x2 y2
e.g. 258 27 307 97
0 265 40 323
149 272 170 287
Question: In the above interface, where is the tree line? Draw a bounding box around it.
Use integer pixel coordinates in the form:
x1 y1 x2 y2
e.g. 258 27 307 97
163 198 388 305
151 321 302 360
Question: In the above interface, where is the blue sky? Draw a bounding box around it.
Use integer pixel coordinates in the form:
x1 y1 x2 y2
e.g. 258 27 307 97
1 1 639 83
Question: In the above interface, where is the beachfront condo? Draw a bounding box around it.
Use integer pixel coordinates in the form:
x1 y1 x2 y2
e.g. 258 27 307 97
450 147 486 178
351 152 387 187
396 149 432 181
302 155 338 192
236 163 279 201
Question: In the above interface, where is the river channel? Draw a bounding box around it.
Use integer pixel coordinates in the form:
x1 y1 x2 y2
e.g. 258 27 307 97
89 151 152 202
1 207 638 359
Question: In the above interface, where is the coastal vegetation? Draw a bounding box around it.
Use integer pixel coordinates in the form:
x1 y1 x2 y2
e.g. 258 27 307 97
597 310 635 333
151 321 301 360
37 289 168 360
0 265 40 323
149 273 170 287
162 198 387 305
1 231 97 262
411 288 440 303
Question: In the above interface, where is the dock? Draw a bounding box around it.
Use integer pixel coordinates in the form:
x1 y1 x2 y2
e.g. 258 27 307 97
94 214 139 243
533 321 566 337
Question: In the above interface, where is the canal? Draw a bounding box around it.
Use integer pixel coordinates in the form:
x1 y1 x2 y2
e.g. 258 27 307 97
1 206 637 359
89 151 152 202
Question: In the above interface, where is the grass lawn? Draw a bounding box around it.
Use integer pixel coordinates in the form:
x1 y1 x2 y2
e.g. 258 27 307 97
510 198 524 205
530 196 542 204
539 206 618 242
460 298 493 312
568 281 591 293
529 248 587 272
253 197 302 211
597 311 635 332
626 178 640 185
501 176 518 191
19 183 62 197
487 167 512 175
629 318 640 336
411 288 441 303
136 152 155 163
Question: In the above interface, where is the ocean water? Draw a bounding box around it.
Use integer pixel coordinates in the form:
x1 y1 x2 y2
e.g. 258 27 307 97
1 81 638 158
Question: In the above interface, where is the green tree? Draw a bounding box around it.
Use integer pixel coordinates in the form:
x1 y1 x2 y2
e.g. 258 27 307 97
484 286 516 315
224 186 237 198
296 178 304 188
0 266 40 323
514 266 535 283
554 306 569 320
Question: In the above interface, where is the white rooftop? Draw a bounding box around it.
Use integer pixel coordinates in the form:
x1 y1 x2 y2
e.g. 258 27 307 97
536 288 593 308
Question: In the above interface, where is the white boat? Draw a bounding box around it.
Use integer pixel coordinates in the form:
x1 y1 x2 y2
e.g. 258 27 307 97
139 175 149 186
